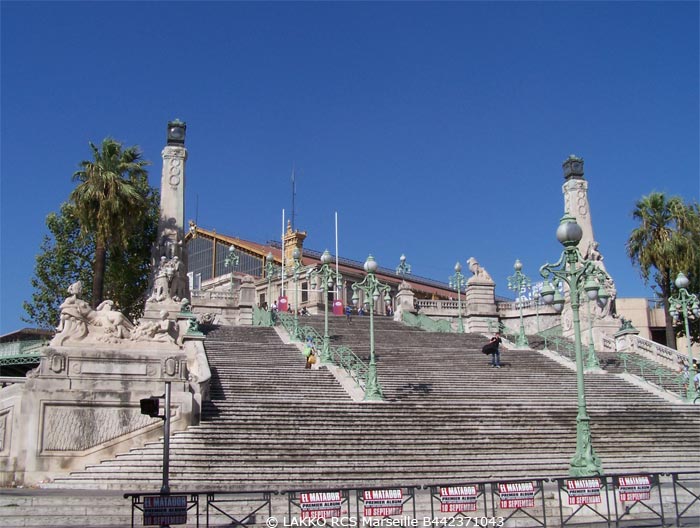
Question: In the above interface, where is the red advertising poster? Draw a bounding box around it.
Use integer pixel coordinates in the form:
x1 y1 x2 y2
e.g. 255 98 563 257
333 300 344 315
299 491 342 519
363 489 404 516
498 482 535 509
618 476 651 502
439 486 478 513
277 296 288 313
566 478 602 505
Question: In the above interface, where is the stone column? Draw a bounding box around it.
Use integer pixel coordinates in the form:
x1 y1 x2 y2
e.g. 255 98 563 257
145 120 190 319
562 155 596 261
238 276 256 325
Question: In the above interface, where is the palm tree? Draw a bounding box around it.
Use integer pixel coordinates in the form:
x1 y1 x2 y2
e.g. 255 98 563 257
627 192 699 349
70 138 150 308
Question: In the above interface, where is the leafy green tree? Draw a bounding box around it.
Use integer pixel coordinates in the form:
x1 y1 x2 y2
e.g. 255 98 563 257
22 203 94 329
23 142 159 329
70 138 150 308
627 192 700 348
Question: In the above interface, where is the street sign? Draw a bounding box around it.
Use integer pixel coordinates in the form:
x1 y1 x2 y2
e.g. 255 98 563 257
143 494 187 526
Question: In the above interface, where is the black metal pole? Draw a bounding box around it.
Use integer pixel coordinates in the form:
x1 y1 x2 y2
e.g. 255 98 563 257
161 381 171 494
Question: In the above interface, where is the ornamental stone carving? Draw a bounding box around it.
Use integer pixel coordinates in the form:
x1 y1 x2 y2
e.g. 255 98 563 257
42 405 159 452
466 257 493 284
163 357 179 377
51 281 135 346
49 352 66 373
0 410 8 453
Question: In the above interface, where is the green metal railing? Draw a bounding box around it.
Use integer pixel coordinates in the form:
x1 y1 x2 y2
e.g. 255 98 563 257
328 344 369 389
252 305 275 327
274 315 370 394
275 311 297 340
537 324 563 351
402 311 453 333
618 352 687 399
0 339 47 367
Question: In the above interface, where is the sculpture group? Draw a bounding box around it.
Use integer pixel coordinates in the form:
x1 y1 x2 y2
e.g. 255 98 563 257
149 254 188 303
52 281 176 347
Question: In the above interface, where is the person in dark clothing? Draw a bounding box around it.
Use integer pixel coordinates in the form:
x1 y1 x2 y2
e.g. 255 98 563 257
487 332 502 368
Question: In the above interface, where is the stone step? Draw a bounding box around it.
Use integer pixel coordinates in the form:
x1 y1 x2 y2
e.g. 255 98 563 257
50 322 700 494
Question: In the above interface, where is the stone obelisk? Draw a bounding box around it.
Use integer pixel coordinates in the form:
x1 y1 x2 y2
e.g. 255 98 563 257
560 155 618 351
561 155 597 258
145 120 190 318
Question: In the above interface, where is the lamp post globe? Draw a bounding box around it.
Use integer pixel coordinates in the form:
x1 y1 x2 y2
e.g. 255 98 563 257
556 213 583 247
321 249 333 266
364 255 378 273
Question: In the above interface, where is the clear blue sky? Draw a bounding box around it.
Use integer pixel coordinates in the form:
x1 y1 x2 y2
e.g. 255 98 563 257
1 1 698 334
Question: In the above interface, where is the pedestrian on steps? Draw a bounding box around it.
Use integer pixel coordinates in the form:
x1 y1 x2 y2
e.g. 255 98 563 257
486 332 502 368
305 348 317 369
304 337 317 369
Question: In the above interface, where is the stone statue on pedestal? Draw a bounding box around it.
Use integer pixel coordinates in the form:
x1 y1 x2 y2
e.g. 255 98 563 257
466 257 493 283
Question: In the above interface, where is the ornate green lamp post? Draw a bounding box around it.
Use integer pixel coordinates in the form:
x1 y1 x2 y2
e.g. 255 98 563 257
308 250 342 362
396 254 411 280
291 247 303 340
669 272 700 402
352 255 391 401
264 252 280 310
508 259 531 348
224 245 240 292
448 262 466 333
540 213 609 477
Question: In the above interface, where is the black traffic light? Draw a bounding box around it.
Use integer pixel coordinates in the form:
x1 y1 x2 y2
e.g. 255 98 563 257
140 397 161 418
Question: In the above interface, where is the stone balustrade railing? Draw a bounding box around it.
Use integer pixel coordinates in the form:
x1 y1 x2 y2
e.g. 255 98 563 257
497 299 539 313
616 332 688 370
601 334 616 353
415 299 462 312
191 289 237 302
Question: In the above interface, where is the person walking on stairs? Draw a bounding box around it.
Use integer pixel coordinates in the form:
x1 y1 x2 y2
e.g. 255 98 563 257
484 332 502 368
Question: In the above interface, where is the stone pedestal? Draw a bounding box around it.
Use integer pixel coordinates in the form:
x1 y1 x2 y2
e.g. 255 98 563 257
393 281 416 322
465 279 498 333
142 298 183 323
238 277 256 325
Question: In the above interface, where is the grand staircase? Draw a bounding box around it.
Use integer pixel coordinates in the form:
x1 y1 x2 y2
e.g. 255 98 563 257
48 316 700 492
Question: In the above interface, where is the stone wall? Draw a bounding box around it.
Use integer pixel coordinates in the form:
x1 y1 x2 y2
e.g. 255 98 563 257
0 340 209 487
